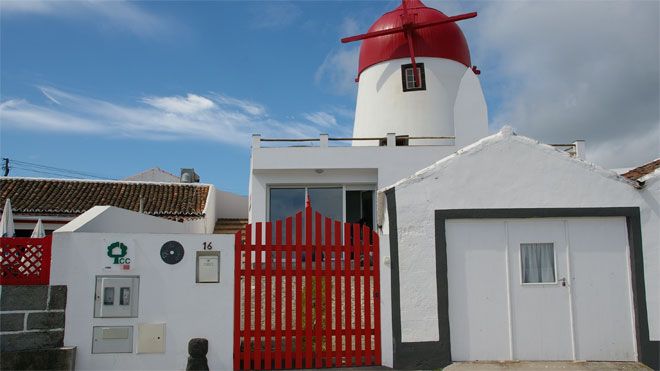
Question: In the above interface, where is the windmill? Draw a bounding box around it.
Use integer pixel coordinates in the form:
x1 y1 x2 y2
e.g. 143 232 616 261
341 0 477 86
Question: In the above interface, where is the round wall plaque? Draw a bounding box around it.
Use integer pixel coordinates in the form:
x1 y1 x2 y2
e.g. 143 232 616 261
160 241 184 264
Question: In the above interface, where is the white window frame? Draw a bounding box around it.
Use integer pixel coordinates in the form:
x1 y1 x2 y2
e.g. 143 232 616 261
405 67 423 89
266 184 376 226
519 242 559 286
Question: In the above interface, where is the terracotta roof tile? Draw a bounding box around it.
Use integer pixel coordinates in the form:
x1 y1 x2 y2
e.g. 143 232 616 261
621 159 660 181
0 178 209 220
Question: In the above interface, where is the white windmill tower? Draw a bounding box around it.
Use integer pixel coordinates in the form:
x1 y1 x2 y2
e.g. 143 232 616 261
343 0 488 147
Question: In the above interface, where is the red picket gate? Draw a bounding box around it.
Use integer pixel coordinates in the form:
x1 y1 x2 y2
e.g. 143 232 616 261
233 203 381 370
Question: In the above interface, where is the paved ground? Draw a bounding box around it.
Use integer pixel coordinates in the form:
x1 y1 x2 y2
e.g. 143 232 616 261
302 362 651 371
445 361 651 371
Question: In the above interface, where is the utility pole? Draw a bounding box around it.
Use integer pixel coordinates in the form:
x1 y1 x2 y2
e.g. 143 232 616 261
1 158 8 177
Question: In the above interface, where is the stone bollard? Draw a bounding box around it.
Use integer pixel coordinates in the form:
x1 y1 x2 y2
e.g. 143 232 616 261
186 338 209 371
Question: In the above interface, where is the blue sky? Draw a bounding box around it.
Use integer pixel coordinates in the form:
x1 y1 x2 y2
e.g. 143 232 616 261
1 1 658 195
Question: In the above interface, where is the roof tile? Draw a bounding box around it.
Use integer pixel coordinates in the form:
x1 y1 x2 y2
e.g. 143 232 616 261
622 159 660 181
0 178 209 220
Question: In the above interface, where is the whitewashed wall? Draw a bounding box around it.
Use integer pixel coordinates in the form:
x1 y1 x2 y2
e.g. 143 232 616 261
353 58 488 148
50 232 234 370
387 129 659 342
378 230 394 367
353 58 465 144
57 206 191 234
215 188 248 219
249 146 457 223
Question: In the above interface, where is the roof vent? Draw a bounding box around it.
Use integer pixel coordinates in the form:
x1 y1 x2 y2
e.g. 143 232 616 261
180 168 200 183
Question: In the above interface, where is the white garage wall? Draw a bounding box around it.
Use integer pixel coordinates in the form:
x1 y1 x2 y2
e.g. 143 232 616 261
387 129 659 342
50 232 234 370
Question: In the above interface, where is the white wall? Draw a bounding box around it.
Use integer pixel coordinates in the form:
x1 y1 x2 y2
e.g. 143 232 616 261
215 188 248 219
387 130 659 342
50 232 234 370
57 206 191 234
202 185 217 234
249 146 457 223
378 229 394 367
353 58 471 145
453 68 489 148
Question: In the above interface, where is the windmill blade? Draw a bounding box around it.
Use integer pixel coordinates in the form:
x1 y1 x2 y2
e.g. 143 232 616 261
410 12 477 31
341 25 405 43
405 30 421 87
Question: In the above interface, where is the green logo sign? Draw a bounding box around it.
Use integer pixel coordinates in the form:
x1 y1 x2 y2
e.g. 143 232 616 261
107 242 130 264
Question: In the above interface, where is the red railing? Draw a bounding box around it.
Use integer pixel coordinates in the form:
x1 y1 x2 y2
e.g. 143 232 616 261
233 205 381 370
0 236 52 285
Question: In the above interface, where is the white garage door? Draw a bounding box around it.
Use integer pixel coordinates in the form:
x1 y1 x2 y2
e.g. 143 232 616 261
446 217 636 362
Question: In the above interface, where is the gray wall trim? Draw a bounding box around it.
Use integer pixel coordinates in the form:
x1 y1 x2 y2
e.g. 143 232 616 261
435 207 658 370
386 188 451 369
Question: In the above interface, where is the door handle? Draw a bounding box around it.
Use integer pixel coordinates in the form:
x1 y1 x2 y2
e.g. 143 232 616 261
559 277 567 287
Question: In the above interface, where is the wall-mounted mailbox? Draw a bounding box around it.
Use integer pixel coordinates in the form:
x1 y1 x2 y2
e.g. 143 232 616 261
94 275 139 318
92 326 133 353
196 251 220 283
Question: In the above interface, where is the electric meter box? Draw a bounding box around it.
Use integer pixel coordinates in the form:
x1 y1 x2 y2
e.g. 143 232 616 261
94 275 140 318
196 251 220 283
92 326 134 353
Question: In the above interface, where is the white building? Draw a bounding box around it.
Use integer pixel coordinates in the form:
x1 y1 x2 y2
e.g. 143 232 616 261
4 1 657 370
247 0 659 369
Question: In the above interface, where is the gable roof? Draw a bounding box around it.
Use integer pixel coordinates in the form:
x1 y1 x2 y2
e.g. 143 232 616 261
124 167 180 183
0 177 210 220
621 159 660 181
381 126 640 192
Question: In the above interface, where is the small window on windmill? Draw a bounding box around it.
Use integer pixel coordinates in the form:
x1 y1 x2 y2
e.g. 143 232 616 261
401 63 426 92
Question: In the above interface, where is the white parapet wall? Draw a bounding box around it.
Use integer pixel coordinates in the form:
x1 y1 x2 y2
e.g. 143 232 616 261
50 229 234 370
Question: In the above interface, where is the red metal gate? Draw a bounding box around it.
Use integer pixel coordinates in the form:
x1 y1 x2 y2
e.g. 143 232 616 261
233 203 381 370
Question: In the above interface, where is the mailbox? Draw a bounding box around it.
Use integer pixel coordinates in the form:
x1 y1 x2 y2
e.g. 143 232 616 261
94 275 139 318
196 251 220 283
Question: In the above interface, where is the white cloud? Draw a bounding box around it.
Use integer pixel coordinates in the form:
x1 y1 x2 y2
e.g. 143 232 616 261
250 2 302 29
143 94 215 115
303 112 337 128
211 94 266 117
470 0 659 168
315 46 360 95
340 16 361 37
0 86 352 146
0 0 176 38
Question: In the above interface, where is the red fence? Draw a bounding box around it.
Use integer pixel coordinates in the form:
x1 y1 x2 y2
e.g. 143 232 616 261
0 236 52 285
233 205 381 370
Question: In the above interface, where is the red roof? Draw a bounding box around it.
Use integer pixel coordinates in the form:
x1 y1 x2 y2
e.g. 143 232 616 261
0 178 210 221
357 0 471 78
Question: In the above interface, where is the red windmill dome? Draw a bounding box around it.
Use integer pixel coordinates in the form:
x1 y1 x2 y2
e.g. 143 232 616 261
342 0 476 82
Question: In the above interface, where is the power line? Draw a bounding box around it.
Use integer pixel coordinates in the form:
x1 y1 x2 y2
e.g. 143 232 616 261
10 165 86 179
4 158 116 180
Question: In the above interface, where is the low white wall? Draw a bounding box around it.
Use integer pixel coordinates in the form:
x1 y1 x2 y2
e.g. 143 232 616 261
57 206 190 234
378 231 394 367
388 131 660 342
50 232 234 370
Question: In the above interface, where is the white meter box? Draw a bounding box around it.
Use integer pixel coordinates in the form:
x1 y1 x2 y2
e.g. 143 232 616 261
92 326 133 353
196 251 220 283
94 275 139 318
137 323 166 353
